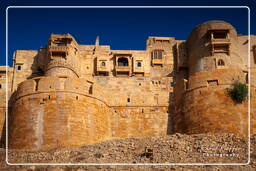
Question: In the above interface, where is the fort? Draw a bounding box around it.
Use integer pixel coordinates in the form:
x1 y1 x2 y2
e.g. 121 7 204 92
0 20 255 151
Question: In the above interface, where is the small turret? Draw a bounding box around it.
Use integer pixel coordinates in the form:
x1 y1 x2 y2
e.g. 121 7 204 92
45 34 80 78
95 36 100 46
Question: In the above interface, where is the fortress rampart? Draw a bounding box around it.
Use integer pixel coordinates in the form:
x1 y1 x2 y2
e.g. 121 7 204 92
173 21 254 136
0 20 255 150
9 76 168 150
173 69 249 135
9 77 112 150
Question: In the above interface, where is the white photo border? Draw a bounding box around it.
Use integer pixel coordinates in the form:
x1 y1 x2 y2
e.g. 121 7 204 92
5 6 251 166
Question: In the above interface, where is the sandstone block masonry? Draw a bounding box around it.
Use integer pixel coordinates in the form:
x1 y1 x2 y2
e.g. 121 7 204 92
0 20 255 150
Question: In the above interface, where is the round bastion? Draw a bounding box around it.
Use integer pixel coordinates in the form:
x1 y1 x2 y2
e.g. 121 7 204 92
186 20 245 75
8 76 113 150
173 20 250 136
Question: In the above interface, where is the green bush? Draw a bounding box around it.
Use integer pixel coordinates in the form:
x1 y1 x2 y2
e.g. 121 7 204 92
228 82 248 103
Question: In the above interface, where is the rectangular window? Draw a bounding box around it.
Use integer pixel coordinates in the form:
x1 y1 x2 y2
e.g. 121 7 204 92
213 44 229 51
152 50 163 59
212 44 229 55
52 38 71 46
207 80 218 86
52 52 66 58
209 30 229 39
53 42 67 46
59 76 67 89
213 32 227 39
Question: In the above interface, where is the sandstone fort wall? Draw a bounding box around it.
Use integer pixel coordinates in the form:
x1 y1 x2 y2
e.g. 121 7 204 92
0 20 255 150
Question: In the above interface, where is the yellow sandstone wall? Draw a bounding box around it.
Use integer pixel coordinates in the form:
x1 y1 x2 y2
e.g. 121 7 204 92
4 21 256 151
173 20 255 136
8 77 112 150
110 106 168 139
250 69 256 135
8 76 170 150
249 36 256 135
0 66 14 144
173 70 249 135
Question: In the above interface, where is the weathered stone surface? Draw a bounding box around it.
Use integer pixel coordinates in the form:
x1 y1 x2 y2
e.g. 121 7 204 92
0 20 255 151
173 20 256 136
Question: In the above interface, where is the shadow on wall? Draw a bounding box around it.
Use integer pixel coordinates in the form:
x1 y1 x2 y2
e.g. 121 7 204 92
27 51 46 79
3 91 18 148
93 57 97 75
0 119 6 148
167 92 174 134
0 90 17 148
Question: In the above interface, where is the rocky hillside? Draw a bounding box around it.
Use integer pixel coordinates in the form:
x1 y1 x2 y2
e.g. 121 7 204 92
0 133 256 170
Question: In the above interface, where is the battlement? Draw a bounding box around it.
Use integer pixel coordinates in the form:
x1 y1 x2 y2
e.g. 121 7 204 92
15 77 92 99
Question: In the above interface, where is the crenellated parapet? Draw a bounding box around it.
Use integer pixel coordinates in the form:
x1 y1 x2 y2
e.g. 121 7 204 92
15 77 92 99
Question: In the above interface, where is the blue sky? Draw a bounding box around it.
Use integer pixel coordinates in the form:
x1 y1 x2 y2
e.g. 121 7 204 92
2 7 251 66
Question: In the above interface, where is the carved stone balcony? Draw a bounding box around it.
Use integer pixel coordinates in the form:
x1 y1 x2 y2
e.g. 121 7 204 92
48 46 69 53
210 38 230 45
210 43 230 55
115 66 131 72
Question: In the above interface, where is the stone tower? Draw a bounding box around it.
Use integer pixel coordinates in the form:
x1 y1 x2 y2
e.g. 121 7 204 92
45 34 80 77
8 34 113 150
173 20 252 135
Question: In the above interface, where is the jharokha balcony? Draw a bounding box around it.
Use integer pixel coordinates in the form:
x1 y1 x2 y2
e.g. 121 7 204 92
48 45 70 58
48 45 69 53
115 66 131 72
115 56 131 75
210 38 230 44
208 29 231 45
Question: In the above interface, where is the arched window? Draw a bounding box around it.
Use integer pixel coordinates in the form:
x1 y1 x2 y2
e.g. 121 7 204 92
118 57 128 66
17 65 22 71
152 50 163 59
101 61 106 66
137 61 142 67
217 59 225 66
